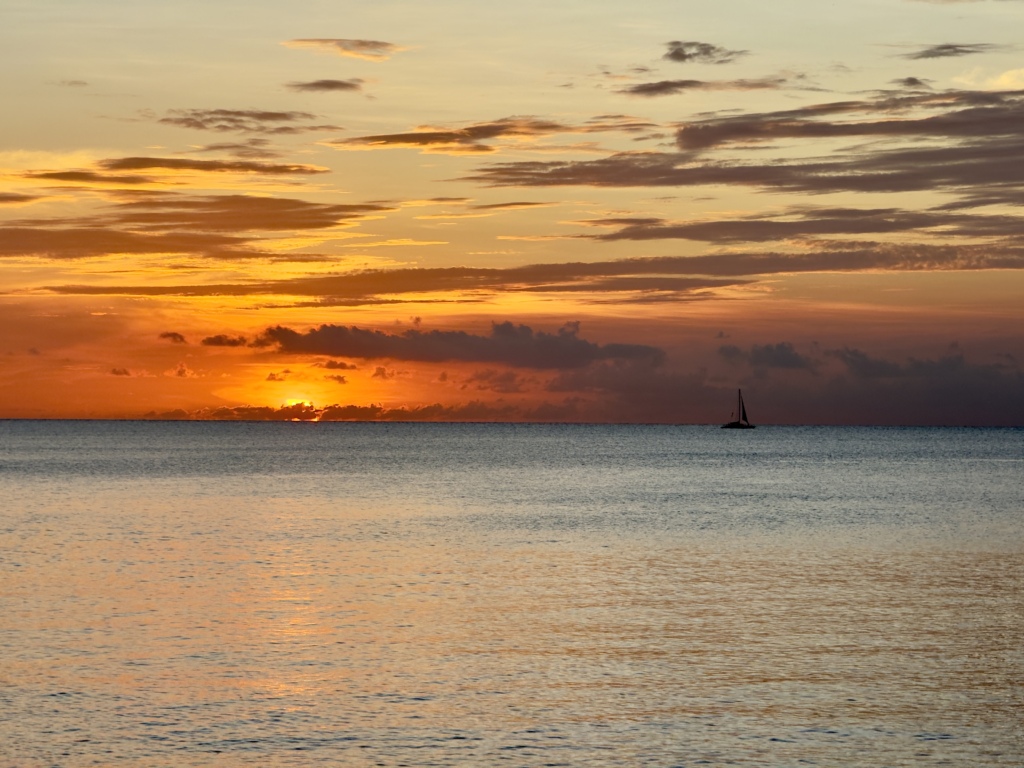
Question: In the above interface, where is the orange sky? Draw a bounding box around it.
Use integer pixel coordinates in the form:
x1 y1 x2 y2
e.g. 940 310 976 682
2 0 1023 424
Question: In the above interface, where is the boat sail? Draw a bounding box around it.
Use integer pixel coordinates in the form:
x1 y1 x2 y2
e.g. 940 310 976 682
721 389 755 429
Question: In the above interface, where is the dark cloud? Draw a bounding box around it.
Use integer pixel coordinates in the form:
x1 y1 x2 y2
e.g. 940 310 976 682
469 201 553 210
0 192 391 261
467 90 1024 209
332 115 663 154
253 321 665 369
266 371 288 381
594 207 1024 244
201 334 248 347
0 193 41 204
618 77 786 97
26 170 153 185
314 359 358 370
465 369 528 393
663 41 748 65
332 117 572 154
282 38 405 61
0 227 248 259
159 332 188 344
110 367 131 376
191 139 280 159
109 194 390 232
827 348 905 378
99 157 328 175
892 77 932 89
45 237 1024 298
157 108 340 134
286 79 363 93
719 342 818 370
324 374 348 384
903 43 999 59
58 80 88 87
371 366 397 379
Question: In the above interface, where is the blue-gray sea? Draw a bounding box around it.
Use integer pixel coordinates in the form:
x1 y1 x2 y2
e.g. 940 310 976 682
1 421 1022 767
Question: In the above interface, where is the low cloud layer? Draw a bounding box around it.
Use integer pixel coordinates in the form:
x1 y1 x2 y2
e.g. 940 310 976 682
254 321 665 369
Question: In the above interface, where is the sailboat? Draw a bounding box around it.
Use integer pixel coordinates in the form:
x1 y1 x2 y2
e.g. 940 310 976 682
721 388 755 429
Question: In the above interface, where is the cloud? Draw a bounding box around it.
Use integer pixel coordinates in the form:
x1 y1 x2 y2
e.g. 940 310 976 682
253 321 665 369
324 374 348 384
0 227 249 259
892 76 932 89
827 348 905 378
26 170 153 185
58 80 88 87
719 342 818 370
201 334 248 347
110 367 131 376
159 332 188 344
109 194 390 232
48 238 1024 301
266 371 288 381
0 193 41 204
663 41 748 65
617 77 787 97
157 108 340 134
314 359 358 369
0 192 392 262
592 207 1024 244
371 366 397 379
902 43 999 59
465 368 528 393
330 115 663 155
282 38 406 61
466 89 1024 208
190 139 280 159
286 79 364 93
166 363 198 378
99 157 328 175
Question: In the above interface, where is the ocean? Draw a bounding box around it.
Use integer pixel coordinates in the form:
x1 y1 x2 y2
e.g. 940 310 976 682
1 421 1021 767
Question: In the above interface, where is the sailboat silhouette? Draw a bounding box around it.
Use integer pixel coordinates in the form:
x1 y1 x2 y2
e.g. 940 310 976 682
721 389 755 429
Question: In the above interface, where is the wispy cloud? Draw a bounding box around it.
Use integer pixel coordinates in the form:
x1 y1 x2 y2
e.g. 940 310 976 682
157 108 340 134
467 89 1024 209
618 76 787 97
902 43 1000 59
663 41 748 65
330 115 664 154
281 38 406 61
99 156 328 175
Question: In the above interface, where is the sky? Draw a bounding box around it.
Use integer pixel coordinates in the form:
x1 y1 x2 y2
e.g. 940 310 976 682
2 0 1023 424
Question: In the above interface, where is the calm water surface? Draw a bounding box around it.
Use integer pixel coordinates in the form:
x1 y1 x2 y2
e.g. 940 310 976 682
1 422 1022 767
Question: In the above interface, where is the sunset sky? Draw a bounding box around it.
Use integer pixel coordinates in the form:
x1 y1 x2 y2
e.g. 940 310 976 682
2 0 1023 424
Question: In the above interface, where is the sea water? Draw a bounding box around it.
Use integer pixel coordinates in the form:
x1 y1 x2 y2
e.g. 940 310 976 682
1 422 1021 766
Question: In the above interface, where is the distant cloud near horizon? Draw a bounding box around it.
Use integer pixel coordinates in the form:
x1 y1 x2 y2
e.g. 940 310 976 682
282 38 406 61
663 41 748 65
254 321 665 369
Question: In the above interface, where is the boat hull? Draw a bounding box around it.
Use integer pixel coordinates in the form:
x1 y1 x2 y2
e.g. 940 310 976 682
721 421 755 429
